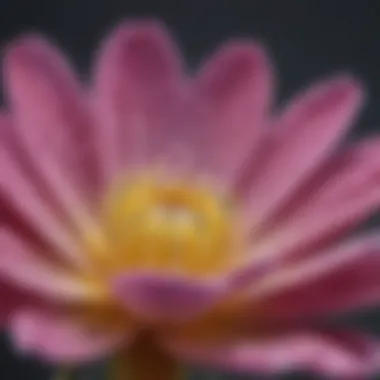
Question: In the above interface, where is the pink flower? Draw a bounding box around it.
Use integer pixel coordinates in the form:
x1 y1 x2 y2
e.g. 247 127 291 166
1 19 380 379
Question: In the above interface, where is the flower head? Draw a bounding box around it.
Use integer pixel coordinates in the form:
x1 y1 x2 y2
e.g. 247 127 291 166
2 19 380 379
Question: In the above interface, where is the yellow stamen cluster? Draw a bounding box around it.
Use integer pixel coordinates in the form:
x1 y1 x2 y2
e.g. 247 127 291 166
88 171 240 278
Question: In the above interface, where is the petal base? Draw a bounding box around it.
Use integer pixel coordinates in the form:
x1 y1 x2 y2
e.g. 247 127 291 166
111 273 225 323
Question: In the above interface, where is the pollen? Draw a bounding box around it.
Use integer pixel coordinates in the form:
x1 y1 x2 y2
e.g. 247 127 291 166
87 171 240 278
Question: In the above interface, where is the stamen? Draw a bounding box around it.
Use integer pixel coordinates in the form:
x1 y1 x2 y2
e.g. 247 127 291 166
86 172 240 278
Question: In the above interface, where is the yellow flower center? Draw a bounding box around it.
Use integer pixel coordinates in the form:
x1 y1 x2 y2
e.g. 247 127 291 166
88 171 240 278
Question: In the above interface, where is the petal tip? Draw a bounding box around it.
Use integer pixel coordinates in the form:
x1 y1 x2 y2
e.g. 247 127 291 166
3 34 51 64
211 39 271 73
103 18 175 52
94 18 182 85
325 73 366 104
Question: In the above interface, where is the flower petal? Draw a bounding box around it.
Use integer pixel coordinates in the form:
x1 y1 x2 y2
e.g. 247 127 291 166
0 124 85 267
93 20 184 182
244 76 364 230
3 35 94 229
246 136 380 270
236 232 380 320
111 273 225 322
0 230 104 303
191 41 273 180
10 308 130 363
164 331 380 378
0 281 33 326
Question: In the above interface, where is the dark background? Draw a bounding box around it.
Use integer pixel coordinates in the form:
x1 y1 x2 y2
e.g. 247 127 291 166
1 1 380 379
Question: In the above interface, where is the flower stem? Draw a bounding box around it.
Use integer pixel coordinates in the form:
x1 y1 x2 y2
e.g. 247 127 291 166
111 333 183 380
53 368 74 380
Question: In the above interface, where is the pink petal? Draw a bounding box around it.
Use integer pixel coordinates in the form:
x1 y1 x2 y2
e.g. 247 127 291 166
247 136 380 268
10 308 130 363
93 20 184 183
237 233 380 320
111 273 225 323
0 281 34 326
244 76 364 231
190 41 273 180
163 331 380 378
0 122 85 267
0 230 103 302
3 35 94 229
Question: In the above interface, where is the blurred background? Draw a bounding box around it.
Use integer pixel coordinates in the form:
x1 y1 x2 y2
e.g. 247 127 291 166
1 0 380 379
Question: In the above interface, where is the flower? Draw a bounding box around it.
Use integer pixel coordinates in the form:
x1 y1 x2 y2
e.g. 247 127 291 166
1 18 380 380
